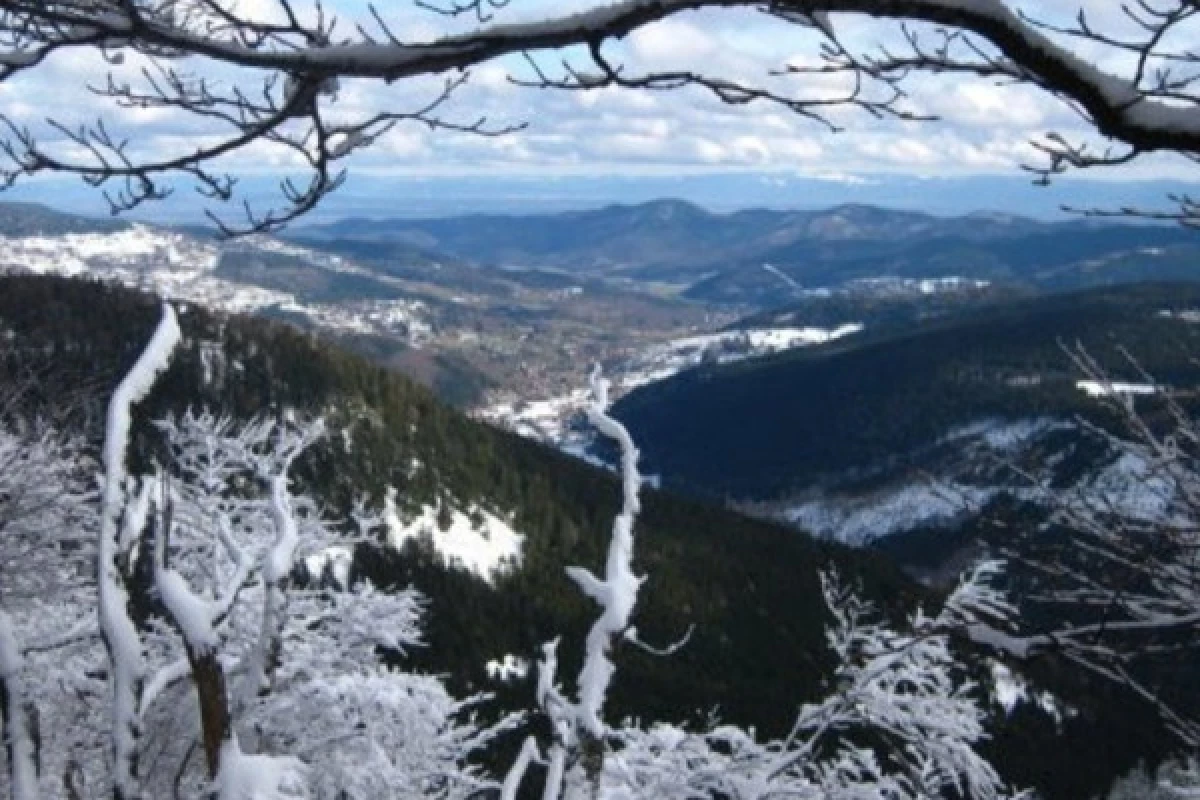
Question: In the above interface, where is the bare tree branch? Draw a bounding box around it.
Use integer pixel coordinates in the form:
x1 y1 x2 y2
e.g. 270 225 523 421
0 1 1199 231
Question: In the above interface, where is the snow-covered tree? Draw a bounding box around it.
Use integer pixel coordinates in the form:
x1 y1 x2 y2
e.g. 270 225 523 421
2 305 515 800
502 369 1021 800
142 406 516 800
593 563 1025 800
0 2 1197 232
0 398 99 800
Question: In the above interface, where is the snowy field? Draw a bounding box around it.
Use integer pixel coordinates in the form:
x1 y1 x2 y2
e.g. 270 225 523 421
382 488 524 584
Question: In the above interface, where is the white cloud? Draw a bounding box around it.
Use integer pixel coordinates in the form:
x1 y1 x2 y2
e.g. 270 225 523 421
0 0 1191 193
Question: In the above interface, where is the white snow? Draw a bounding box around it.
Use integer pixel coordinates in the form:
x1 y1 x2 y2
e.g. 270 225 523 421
1076 380 1159 397
305 546 354 588
1159 309 1200 323
97 303 182 799
845 275 991 296
941 416 1069 453
0 609 37 800
216 736 308 800
619 325 863 391
783 483 999 546
1069 451 1178 524
988 660 1064 723
762 263 801 290
570 366 644 735
384 489 524 584
485 653 530 682
156 567 218 654
0 225 433 345
473 388 592 450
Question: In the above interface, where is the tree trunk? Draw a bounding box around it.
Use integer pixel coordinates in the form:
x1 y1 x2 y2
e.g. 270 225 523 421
185 648 232 779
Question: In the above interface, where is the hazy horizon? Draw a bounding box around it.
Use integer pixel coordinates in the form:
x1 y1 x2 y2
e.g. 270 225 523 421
1 171 1193 229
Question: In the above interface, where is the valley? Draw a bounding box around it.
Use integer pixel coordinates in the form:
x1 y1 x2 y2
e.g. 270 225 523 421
7 5 1200 799
2 200 1199 798
5 200 1199 556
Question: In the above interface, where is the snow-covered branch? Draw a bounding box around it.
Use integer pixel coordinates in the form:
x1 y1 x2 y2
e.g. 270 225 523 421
97 302 181 800
0 1 1199 228
503 366 646 800
585 566 1023 800
0 608 38 800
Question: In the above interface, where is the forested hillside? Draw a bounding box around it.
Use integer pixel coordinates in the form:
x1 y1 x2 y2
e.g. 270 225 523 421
0 275 916 734
616 283 1200 502
1 275 1189 797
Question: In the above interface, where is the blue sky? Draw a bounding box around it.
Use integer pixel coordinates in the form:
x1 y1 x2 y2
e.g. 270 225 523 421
1 1 1196 222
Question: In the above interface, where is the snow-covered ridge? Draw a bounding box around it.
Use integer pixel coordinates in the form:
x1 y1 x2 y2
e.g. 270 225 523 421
781 483 998 547
850 276 991 295
0 223 219 280
0 224 432 344
1076 380 1158 398
781 275 991 303
1159 308 1200 323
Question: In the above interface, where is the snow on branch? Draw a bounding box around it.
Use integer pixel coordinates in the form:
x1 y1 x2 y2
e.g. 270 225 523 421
588 567 1024 800
97 302 181 800
503 366 647 800
571 365 645 737
214 736 307 800
0 608 38 800
0 1 1199 228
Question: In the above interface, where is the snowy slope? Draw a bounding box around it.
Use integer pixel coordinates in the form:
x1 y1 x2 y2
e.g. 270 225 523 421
0 224 432 344
619 325 863 391
383 488 524 584
761 415 1185 547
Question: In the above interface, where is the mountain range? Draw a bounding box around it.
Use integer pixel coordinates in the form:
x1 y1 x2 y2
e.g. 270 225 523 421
1 196 1198 796
294 199 1200 307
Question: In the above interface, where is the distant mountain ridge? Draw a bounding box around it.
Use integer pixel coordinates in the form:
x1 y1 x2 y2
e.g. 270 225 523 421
294 198 1051 273
294 198 1200 307
3 198 1196 314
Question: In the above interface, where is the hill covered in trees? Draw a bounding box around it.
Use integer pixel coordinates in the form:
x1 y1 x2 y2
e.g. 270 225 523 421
0 275 1185 798
614 283 1200 503
0 274 916 734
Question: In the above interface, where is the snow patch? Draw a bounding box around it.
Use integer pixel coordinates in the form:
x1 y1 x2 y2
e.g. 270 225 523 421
1159 309 1200 323
384 489 523 584
0 225 432 345
941 416 1070 453
989 660 1064 723
782 484 998 546
1076 380 1159 397
216 736 308 800
619 324 863 391
305 546 354 589
486 654 530 682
